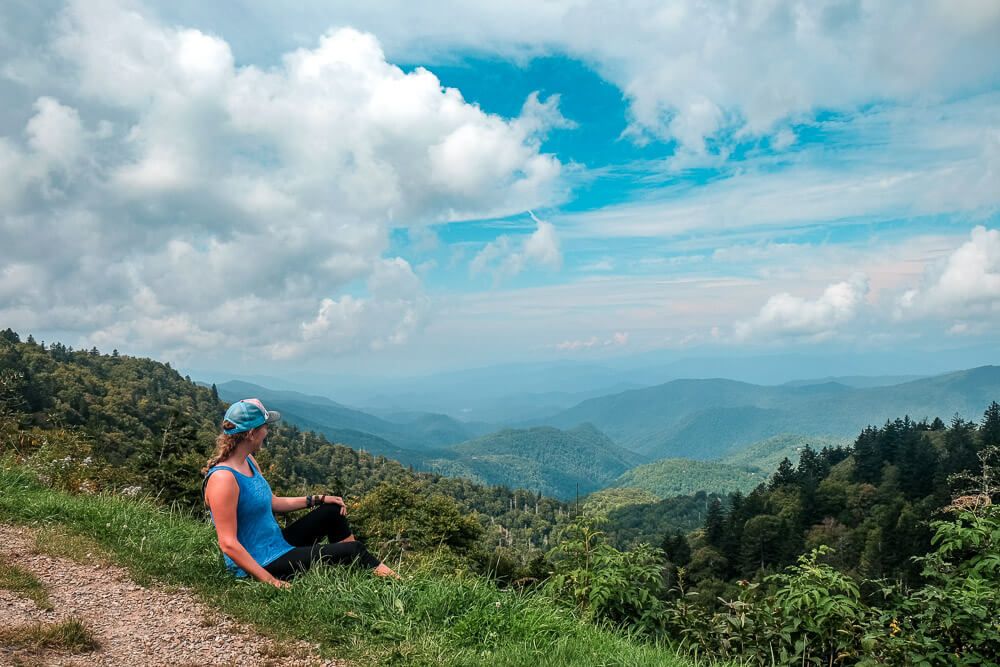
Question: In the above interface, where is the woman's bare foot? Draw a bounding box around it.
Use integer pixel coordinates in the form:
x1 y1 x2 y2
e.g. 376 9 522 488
374 563 400 579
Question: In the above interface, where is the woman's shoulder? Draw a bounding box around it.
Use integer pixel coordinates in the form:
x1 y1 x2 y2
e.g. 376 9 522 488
203 466 239 506
205 464 238 478
204 466 238 487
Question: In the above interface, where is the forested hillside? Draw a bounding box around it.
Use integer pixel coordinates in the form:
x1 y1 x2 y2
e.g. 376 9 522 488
428 423 645 499
611 458 768 497
719 433 849 471
681 413 1000 588
608 435 851 498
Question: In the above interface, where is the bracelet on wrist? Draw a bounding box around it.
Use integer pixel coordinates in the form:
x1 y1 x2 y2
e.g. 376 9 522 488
306 494 313 508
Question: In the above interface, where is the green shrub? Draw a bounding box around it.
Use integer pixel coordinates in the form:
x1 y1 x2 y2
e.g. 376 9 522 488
545 516 668 634
666 505 1000 666
351 480 484 562
860 504 1000 666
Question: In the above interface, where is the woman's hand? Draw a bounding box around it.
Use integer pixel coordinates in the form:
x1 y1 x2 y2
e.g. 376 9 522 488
269 578 291 589
320 494 347 516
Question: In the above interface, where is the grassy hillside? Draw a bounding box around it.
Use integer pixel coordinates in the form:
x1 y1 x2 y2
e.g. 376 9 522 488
539 367 1000 459
0 465 698 667
427 424 646 499
610 459 769 498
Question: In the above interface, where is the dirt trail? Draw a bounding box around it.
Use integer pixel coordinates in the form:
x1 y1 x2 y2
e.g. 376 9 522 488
0 524 342 666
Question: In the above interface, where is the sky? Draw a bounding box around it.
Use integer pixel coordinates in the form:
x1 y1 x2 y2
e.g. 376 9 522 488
1 0 999 383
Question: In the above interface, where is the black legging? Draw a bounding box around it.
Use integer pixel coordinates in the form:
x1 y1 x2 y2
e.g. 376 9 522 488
264 503 381 579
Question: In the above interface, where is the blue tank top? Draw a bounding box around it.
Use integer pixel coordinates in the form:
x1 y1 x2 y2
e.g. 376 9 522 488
204 457 294 577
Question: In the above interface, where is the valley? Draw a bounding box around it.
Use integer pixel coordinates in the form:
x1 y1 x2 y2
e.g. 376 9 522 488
217 366 999 501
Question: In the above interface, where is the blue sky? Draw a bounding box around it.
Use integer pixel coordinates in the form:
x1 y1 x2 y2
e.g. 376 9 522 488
0 0 998 381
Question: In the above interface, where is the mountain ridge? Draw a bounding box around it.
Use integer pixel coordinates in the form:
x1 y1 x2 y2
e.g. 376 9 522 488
535 366 1000 459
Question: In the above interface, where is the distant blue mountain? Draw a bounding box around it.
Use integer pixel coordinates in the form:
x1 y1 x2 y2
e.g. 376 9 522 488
215 380 489 466
536 366 1000 459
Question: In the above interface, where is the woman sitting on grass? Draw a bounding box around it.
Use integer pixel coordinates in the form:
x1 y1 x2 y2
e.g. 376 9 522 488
202 398 397 587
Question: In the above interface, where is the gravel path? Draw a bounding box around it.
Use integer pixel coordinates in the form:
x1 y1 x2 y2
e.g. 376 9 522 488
0 524 344 666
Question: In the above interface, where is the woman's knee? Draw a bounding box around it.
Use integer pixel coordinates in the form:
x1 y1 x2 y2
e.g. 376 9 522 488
340 541 365 557
316 503 353 540
318 540 365 563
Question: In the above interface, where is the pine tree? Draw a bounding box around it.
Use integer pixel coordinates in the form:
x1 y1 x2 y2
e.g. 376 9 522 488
705 497 724 547
852 425 882 484
981 401 1000 449
771 457 797 488
661 531 691 567
739 514 784 574
859 526 884 579
897 430 938 499
941 417 979 493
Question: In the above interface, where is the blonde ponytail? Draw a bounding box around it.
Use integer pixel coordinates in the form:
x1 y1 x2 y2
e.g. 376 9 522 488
201 421 255 475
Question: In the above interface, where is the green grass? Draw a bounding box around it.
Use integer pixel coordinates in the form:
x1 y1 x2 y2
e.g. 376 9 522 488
0 465 708 667
0 617 99 653
0 560 52 610
30 524 112 565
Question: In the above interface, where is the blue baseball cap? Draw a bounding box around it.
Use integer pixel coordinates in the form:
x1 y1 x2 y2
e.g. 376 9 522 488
223 398 281 434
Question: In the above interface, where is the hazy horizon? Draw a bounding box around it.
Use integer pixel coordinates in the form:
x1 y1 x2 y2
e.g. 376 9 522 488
187 346 998 416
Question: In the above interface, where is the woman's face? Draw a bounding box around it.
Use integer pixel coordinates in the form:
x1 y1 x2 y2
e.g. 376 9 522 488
251 424 268 450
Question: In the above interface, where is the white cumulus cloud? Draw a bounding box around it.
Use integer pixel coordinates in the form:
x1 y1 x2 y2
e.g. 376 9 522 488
0 0 569 362
192 0 1000 159
734 274 869 342
895 226 1000 327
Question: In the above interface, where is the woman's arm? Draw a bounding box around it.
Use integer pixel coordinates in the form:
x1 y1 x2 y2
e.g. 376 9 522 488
270 493 347 515
205 471 288 588
271 494 310 513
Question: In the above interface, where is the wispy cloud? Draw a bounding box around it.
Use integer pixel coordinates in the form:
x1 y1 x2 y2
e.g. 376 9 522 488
554 331 628 351
470 211 562 284
555 96 1000 241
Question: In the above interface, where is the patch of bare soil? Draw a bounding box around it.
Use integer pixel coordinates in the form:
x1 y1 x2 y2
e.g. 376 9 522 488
0 524 343 666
